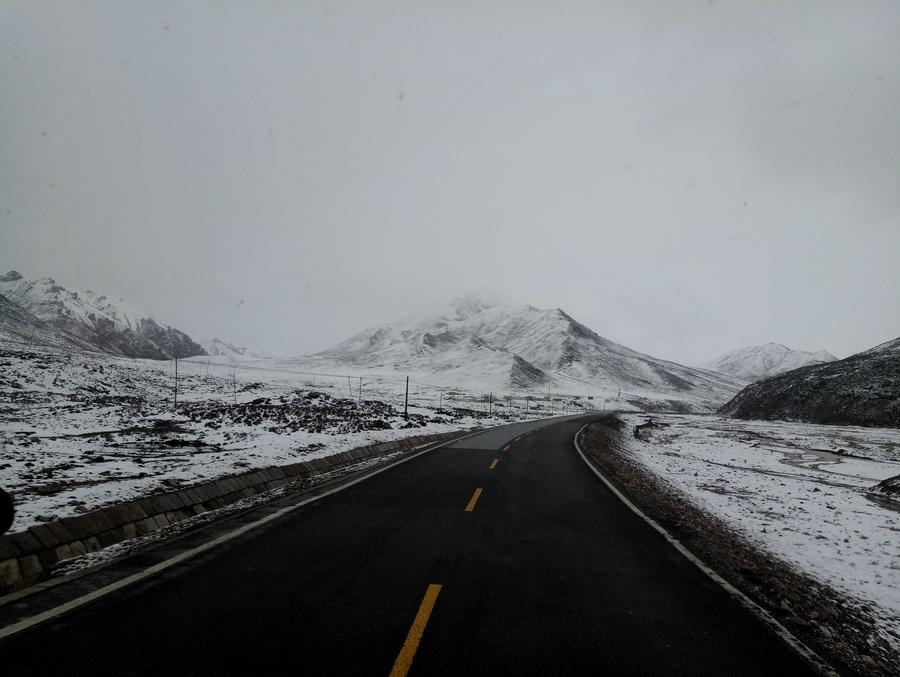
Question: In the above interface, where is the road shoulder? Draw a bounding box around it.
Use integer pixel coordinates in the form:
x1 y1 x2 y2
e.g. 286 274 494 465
579 416 898 677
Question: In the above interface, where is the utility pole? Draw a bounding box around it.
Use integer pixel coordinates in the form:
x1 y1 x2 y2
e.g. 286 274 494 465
404 376 409 419
347 375 353 398
488 392 493 416
174 358 178 409
205 361 210 377
358 376 362 405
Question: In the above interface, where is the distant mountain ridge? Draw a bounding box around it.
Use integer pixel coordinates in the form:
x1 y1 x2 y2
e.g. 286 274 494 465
706 342 837 382
0 292 97 352
305 294 744 412
720 336 900 427
198 337 272 361
0 270 205 359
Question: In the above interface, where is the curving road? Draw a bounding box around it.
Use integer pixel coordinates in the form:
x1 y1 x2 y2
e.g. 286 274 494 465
0 415 821 675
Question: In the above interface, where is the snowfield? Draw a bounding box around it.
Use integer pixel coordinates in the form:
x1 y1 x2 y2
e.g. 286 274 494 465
0 344 561 532
617 413 900 650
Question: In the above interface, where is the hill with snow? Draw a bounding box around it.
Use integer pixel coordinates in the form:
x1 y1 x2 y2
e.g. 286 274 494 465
705 343 836 382
198 337 273 362
0 292 97 352
0 271 205 359
301 295 744 412
720 336 900 427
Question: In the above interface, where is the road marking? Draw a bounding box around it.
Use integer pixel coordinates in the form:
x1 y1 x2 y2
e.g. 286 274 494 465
0 427 500 640
0 417 573 639
501 445 510 452
489 459 499 470
389 583 443 677
464 488 483 512
573 424 839 677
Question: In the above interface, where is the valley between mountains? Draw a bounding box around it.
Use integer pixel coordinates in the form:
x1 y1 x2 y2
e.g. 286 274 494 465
1 272 898 673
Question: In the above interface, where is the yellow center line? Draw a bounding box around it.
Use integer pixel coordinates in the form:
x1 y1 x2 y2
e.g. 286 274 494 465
464 487 483 512
501 444 510 452
489 459 499 470
389 583 443 677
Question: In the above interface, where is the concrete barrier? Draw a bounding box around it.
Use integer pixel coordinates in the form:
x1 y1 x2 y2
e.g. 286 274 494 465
0 428 475 594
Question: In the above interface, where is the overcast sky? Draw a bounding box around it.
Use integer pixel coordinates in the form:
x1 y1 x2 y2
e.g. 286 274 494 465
2 1 899 363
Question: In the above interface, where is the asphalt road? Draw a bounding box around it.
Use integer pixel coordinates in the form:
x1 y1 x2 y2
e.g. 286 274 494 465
1 415 820 676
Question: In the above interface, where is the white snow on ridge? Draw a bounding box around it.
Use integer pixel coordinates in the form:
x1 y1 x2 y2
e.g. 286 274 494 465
617 413 900 650
198 337 273 361
1 271 151 333
0 270 205 359
861 336 900 356
305 294 744 411
705 342 836 382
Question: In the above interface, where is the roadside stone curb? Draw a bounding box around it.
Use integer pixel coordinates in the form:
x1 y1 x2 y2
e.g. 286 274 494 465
0 428 474 594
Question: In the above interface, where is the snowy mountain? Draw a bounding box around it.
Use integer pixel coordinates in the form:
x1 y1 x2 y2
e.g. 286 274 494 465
303 295 744 412
198 337 273 361
705 343 837 382
0 271 205 359
0 292 97 351
720 336 900 427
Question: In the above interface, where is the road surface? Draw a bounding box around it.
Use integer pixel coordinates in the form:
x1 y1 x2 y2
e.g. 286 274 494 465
0 415 820 675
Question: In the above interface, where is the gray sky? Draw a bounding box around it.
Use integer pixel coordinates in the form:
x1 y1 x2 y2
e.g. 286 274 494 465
2 1 899 363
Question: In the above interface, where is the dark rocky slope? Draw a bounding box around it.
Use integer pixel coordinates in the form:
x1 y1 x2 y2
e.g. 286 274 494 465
0 271 205 359
719 337 900 427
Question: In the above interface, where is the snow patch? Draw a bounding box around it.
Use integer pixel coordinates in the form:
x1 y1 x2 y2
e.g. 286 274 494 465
618 413 900 651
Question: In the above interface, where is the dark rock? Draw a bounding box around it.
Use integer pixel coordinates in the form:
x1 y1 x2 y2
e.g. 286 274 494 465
720 337 900 427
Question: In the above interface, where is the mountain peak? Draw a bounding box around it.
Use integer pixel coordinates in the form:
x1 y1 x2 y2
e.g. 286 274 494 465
198 336 271 360
451 291 514 311
764 342 791 351
0 271 205 359
405 292 520 327
706 343 837 382
449 293 497 313
721 338 900 426
312 297 744 409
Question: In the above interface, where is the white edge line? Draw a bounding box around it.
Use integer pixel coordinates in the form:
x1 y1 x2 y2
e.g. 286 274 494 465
0 416 568 611
573 423 839 677
0 423 508 641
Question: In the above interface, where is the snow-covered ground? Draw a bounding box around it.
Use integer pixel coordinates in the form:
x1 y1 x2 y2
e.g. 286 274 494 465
618 413 900 650
0 344 568 532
